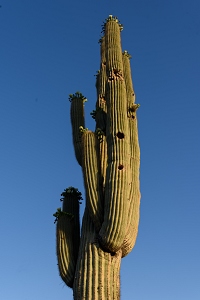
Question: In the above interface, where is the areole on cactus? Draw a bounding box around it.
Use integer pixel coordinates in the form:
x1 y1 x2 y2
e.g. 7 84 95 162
54 16 141 299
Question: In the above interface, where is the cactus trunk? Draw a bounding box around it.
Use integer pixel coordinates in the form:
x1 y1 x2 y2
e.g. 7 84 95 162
54 15 141 299
73 208 121 300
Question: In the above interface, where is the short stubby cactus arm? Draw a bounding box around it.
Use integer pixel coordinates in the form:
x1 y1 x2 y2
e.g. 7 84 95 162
54 187 82 288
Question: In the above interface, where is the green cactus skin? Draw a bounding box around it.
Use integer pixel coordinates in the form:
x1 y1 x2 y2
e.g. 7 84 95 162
121 53 140 257
70 96 86 166
98 19 131 253
55 15 141 299
82 131 103 232
55 188 81 288
73 208 122 299
56 214 75 288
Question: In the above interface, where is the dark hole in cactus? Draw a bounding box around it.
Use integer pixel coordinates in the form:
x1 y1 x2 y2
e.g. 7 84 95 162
118 165 124 170
103 61 106 66
132 115 135 119
116 132 124 139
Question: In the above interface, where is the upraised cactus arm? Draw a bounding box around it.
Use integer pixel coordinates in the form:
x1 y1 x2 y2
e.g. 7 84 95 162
54 187 82 288
82 131 103 231
69 92 87 166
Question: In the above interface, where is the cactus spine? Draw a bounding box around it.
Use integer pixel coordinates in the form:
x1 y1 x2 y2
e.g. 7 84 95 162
54 15 141 299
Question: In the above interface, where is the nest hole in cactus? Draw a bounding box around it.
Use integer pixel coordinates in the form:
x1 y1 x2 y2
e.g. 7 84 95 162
118 164 124 170
116 131 124 139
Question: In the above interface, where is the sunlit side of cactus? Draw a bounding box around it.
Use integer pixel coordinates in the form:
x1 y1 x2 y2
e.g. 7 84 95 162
54 15 141 300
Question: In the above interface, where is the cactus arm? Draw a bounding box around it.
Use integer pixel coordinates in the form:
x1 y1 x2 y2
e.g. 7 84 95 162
122 51 136 106
70 93 86 166
97 36 106 109
95 36 107 189
56 214 75 288
121 53 141 257
55 188 81 288
61 188 81 261
122 115 140 257
95 37 107 133
81 131 103 231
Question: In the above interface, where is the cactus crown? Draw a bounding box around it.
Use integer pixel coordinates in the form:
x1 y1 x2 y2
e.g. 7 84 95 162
68 91 87 103
101 15 123 34
60 186 83 203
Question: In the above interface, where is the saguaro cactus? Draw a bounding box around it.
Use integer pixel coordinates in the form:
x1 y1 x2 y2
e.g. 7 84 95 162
54 15 141 300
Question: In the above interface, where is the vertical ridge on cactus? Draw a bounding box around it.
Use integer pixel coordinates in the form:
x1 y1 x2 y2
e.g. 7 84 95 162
54 16 141 299
82 131 103 232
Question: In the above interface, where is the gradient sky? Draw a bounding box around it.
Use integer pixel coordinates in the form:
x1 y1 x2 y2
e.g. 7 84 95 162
0 1 200 299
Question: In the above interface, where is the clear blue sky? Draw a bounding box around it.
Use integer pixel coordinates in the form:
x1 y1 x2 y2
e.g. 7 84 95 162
0 0 200 299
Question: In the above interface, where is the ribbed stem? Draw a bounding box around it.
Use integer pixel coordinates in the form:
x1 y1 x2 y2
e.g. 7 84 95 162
122 117 140 257
98 137 107 190
96 37 107 132
98 36 106 98
73 208 121 300
56 215 76 288
105 21 123 71
95 36 108 191
62 195 80 261
82 131 103 231
122 53 136 106
70 98 85 166
121 54 140 257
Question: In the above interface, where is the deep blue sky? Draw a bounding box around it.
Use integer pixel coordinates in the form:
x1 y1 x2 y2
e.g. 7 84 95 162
0 1 200 299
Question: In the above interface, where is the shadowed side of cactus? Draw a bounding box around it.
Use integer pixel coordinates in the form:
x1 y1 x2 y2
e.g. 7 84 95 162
54 15 141 299
54 187 82 288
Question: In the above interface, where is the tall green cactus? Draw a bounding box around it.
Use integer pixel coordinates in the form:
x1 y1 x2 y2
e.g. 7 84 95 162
54 15 141 299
